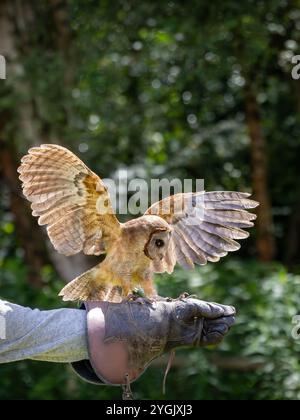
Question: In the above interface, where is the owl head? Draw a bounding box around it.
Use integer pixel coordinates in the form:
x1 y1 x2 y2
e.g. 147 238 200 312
121 215 172 266
144 227 172 262
136 215 172 263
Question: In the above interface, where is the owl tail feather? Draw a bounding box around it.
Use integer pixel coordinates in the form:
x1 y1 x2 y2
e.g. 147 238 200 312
58 266 123 303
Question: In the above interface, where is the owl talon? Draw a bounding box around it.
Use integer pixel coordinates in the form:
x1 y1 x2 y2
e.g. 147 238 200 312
124 293 139 302
143 297 155 305
178 292 191 300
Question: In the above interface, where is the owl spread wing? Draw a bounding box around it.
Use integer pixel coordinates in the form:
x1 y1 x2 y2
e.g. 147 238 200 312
145 191 259 271
18 144 121 256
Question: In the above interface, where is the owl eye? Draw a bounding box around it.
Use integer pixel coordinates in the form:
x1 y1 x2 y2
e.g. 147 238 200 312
155 239 165 248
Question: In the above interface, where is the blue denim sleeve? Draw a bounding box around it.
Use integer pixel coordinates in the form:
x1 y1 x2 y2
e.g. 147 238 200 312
0 299 88 363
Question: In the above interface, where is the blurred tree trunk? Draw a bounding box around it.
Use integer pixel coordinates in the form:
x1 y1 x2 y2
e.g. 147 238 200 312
0 1 48 286
244 84 275 261
285 196 300 265
0 138 50 287
285 81 300 264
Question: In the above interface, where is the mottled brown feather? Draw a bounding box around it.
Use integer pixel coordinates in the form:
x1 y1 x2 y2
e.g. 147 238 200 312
145 191 259 271
18 144 120 257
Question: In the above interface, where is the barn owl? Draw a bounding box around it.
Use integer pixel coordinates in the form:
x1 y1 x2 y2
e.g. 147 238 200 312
18 144 259 302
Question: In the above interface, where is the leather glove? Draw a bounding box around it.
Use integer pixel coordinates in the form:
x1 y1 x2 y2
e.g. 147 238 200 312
72 296 235 393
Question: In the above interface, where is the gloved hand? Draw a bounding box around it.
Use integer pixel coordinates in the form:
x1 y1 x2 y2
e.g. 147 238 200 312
72 295 235 394
165 296 235 350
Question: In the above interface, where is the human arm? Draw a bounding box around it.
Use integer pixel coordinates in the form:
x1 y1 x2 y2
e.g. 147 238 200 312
0 299 88 363
0 296 235 389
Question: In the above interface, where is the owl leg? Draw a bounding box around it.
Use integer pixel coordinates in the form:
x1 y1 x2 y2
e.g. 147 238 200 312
122 280 158 304
123 287 156 305
142 281 157 298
